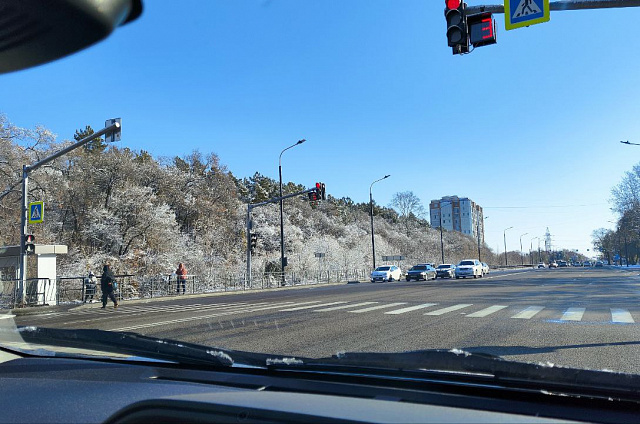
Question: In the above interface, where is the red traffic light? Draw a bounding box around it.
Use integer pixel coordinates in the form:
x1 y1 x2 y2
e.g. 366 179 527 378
446 0 461 9
25 234 35 243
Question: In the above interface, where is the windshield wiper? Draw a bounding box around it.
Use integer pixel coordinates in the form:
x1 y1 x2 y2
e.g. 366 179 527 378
12 327 267 368
285 349 640 396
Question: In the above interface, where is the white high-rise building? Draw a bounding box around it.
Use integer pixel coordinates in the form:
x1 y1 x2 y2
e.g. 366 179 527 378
429 196 484 242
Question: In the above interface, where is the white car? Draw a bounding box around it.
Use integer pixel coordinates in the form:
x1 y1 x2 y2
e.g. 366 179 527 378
537 263 546 269
455 259 483 279
370 265 402 282
481 262 490 276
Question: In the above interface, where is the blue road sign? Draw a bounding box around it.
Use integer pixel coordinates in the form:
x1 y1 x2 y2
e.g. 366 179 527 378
505 0 550 31
28 201 44 224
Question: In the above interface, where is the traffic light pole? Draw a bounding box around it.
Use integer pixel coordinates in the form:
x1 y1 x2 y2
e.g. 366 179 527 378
18 121 121 306
245 186 320 288
467 0 640 14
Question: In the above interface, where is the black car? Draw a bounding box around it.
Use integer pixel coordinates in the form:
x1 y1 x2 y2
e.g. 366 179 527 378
405 264 436 281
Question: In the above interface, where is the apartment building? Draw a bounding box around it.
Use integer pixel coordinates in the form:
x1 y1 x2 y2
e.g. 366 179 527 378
429 196 484 242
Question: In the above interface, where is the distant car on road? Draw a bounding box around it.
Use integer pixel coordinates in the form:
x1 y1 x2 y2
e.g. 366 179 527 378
435 264 456 279
549 262 558 268
481 262 490 276
537 263 546 269
595 261 604 267
405 264 436 281
557 260 568 267
583 261 592 267
370 265 402 282
455 259 483 279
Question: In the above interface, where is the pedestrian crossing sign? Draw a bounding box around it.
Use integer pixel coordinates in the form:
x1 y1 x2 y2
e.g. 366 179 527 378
28 201 44 224
505 0 550 31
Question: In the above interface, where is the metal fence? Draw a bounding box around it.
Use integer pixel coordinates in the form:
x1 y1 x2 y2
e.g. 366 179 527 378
0 278 57 309
0 269 368 308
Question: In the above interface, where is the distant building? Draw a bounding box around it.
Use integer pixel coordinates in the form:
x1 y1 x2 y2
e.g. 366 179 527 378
429 196 484 242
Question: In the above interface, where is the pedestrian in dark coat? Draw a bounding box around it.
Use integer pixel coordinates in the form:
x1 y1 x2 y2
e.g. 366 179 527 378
101 264 119 309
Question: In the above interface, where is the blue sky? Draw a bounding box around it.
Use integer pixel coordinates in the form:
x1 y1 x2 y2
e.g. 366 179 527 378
2 0 639 257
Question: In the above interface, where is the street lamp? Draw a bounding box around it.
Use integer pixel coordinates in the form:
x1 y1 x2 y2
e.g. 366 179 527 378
519 233 528 266
279 139 306 286
437 200 453 264
477 216 488 262
503 226 513 266
370 175 390 270
530 237 539 265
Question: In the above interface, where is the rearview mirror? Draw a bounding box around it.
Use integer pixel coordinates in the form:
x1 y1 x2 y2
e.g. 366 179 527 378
0 0 142 74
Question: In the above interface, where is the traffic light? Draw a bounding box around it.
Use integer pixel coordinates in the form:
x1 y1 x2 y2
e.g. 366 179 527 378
444 0 469 54
25 234 35 255
250 233 258 252
467 12 496 48
312 182 326 201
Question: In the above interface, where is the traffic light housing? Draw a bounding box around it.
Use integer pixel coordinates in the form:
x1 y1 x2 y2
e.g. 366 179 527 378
250 233 258 252
445 0 469 54
25 234 35 255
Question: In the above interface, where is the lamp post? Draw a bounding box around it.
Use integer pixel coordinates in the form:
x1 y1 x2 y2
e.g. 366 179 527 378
503 226 513 266
279 139 305 286
438 200 453 264
370 175 390 270
530 237 539 265
477 216 488 261
519 233 528 266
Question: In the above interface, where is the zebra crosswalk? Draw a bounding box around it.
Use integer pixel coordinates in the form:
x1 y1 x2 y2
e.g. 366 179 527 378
28 299 640 326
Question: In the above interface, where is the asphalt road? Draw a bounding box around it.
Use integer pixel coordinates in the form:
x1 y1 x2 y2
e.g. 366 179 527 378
14 266 640 374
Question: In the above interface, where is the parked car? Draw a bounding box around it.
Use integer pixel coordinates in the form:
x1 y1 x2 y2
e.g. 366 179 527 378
405 264 436 281
557 260 568 267
537 263 546 269
481 262 490 276
435 264 456 279
583 261 592 267
455 259 483 279
370 265 402 282
549 262 558 268
595 261 604 267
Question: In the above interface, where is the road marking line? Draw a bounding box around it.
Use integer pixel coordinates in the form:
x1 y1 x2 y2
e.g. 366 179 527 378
314 302 378 312
561 308 585 321
385 303 438 315
424 304 473 316
280 301 344 312
466 305 508 318
348 303 407 313
611 308 634 323
113 301 307 331
511 306 545 319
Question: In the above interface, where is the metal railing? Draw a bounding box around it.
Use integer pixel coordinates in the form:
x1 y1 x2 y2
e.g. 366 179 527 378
1 269 370 308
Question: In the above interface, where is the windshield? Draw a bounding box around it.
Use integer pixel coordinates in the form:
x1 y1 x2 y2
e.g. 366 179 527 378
1 0 639 387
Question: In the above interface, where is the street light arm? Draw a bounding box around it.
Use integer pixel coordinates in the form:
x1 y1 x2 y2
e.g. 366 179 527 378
28 122 120 173
279 139 306 166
